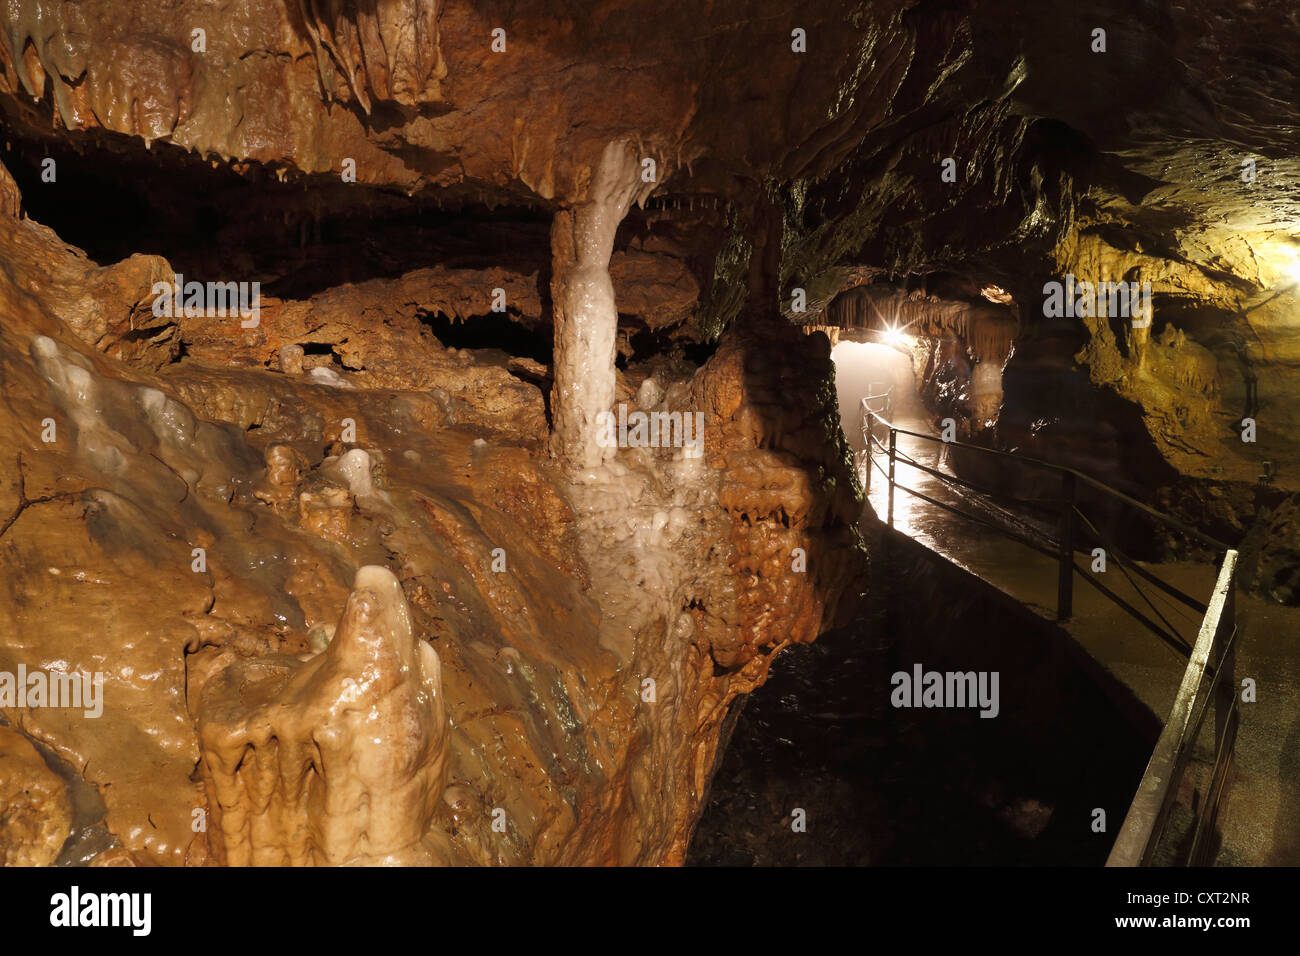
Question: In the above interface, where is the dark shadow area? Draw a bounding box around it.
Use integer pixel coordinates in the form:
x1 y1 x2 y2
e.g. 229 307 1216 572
688 524 1158 866
0 117 554 301
982 321 1183 559
417 309 552 364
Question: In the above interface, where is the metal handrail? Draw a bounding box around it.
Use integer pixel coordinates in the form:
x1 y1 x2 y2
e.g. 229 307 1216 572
859 402 1241 866
860 404 1228 553
859 405 1224 623
1106 551 1239 866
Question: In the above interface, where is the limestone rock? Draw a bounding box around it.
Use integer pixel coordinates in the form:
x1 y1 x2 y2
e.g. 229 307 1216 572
0 726 72 866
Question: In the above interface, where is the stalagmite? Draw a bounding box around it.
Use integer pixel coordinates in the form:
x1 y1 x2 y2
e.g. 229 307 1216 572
550 140 650 470
278 343 305 375
970 360 1005 429
196 566 449 866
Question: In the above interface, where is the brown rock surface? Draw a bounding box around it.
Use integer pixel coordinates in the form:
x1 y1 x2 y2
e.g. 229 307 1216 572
0 199 863 864
0 726 72 866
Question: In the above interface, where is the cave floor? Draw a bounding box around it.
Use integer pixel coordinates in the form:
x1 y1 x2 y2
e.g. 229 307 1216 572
862 415 1300 866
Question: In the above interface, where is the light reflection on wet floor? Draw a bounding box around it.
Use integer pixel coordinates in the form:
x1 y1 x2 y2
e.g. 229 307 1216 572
859 411 1300 865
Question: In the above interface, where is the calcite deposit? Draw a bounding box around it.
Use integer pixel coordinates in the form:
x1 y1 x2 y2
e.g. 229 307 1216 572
198 566 449 866
0 136 863 865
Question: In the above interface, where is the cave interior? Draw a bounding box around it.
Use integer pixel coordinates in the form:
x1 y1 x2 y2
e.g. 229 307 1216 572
0 0 1297 869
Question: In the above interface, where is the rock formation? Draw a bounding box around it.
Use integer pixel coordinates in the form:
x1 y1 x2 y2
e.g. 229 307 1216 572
197 566 449 866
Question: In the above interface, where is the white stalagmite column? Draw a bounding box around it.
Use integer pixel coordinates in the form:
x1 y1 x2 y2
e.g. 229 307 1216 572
970 359 1004 429
550 141 647 470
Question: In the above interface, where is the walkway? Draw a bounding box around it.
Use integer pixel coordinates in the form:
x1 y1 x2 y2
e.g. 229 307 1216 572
859 407 1300 865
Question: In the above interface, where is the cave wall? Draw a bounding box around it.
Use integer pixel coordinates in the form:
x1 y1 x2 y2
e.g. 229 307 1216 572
0 163 866 863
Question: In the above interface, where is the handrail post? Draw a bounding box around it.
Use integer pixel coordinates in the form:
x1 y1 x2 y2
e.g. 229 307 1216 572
1107 551 1238 867
887 427 896 529
1215 574 1236 753
862 410 873 494
1057 471 1076 620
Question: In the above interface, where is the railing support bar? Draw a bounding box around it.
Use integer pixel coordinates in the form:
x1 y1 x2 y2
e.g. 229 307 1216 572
887 428 896 529
1057 471 1076 621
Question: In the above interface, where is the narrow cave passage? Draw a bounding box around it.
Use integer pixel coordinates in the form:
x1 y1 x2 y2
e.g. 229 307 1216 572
830 338 918 461
690 319 1163 865
688 277 1300 868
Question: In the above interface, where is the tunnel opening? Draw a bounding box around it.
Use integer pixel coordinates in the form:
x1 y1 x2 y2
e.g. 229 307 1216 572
822 275 1193 563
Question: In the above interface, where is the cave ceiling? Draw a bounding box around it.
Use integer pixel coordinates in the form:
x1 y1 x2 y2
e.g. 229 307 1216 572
0 2 1296 496
3 1 1295 292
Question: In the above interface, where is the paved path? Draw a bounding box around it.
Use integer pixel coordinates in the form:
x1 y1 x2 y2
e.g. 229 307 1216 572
859 409 1300 865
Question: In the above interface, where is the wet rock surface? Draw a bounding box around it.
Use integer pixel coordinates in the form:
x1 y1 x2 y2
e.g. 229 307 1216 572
0 182 864 864
0 725 73 866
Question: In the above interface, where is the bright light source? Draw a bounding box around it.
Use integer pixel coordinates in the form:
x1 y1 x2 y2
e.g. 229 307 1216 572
980 284 1012 305
881 324 910 348
1274 246 1300 284
1257 238 1300 287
